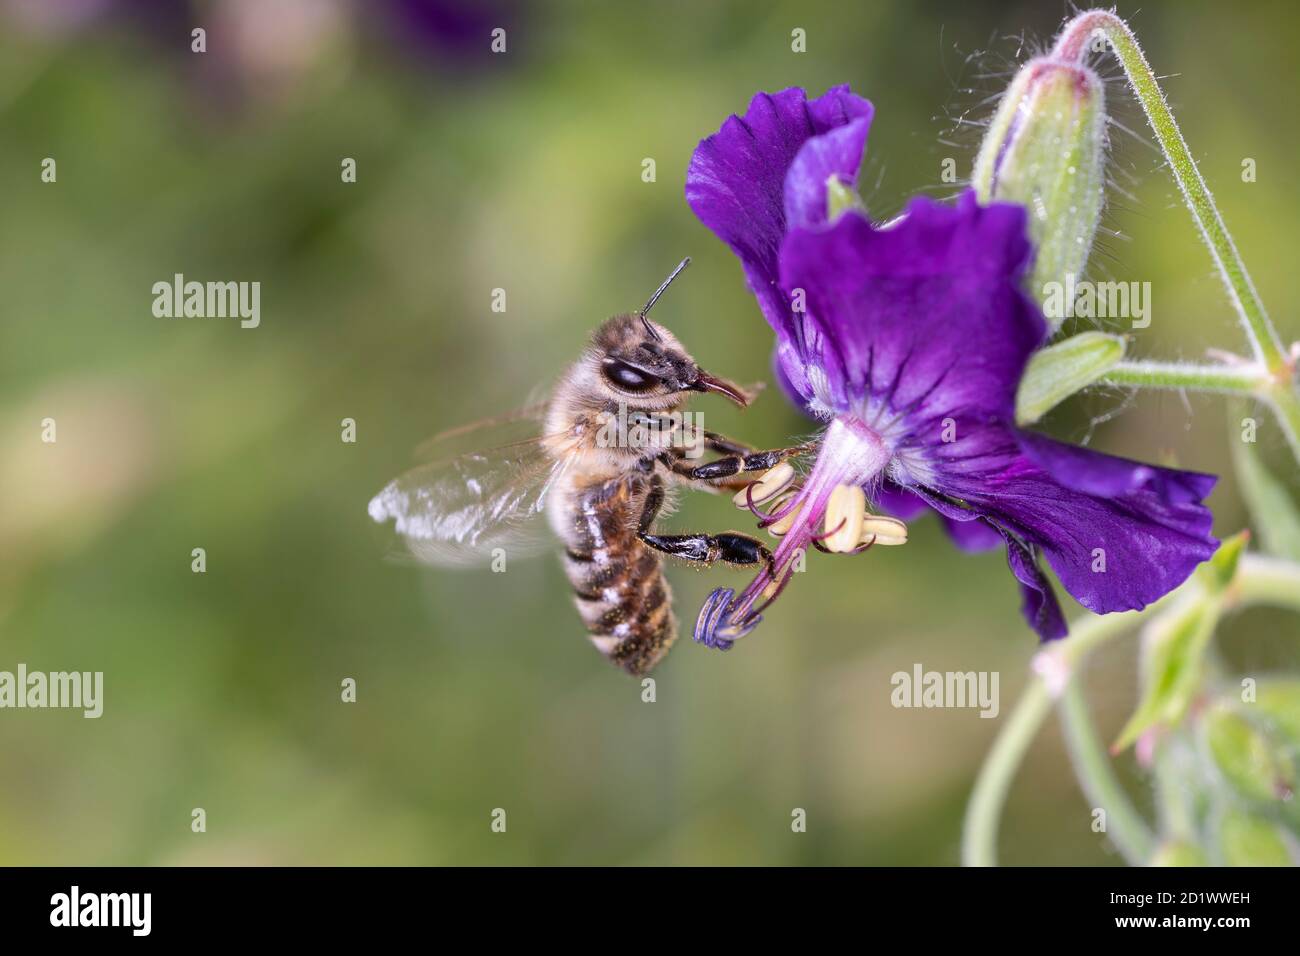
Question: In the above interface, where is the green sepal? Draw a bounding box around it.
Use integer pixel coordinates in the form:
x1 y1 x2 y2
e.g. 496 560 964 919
1015 331 1126 424
1113 598 1219 752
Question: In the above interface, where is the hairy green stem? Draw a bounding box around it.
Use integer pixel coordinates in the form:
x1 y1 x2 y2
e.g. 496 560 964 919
1100 360 1267 394
1100 360 1300 459
1058 681 1157 864
1233 553 1300 612
962 554 1300 867
1054 11 1288 372
1263 383 1300 463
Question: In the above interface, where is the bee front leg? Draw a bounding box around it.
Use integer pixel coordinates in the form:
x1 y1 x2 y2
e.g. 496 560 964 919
664 440 812 487
699 430 755 457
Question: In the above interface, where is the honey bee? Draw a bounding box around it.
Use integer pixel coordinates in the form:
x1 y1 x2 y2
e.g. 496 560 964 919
368 259 806 675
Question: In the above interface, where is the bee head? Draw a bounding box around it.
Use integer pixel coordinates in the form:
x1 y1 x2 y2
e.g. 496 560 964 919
586 258 752 409
592 313 751 408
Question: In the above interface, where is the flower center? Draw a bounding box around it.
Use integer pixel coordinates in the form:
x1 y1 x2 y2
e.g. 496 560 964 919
695 416 899 649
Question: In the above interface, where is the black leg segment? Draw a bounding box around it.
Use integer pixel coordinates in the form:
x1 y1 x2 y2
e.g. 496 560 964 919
671 445 807 482
639 531 773 570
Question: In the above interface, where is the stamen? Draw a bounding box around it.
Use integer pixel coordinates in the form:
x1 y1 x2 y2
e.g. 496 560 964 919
757 490 802 529
741 483 798 524
750 551 802 615
861 514 908 546
766 500 804 537
822 484 866 553
732 462 795 508
696 417 895 653
813 534 874 555
808 517 846 542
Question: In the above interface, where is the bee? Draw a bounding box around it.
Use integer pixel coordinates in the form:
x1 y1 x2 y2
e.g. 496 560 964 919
368 259 806 675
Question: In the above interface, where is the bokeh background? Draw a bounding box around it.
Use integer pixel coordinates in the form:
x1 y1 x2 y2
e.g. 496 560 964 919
1 0 1297 866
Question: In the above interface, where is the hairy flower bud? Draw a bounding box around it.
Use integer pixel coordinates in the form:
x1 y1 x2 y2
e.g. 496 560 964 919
1202 701 1296 805
973 57 1107 329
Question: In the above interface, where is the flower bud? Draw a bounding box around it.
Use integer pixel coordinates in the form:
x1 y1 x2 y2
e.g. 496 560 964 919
1254 679 1300 743
973 57 1107 329
1202 701 1296 804
1217 809 1294 866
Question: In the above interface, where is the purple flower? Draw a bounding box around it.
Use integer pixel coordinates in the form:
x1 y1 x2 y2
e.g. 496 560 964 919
686 86 1218 646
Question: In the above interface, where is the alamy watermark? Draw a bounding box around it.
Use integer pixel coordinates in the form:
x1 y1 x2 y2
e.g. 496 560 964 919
1042 273 1151 329
152 273 260 328
594 402 704 458
891 663 999 718
50 886 150 936
0 664 102 718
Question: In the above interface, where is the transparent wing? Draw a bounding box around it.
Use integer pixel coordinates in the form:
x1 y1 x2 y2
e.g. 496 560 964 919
368 407 572 568
411 399 551 463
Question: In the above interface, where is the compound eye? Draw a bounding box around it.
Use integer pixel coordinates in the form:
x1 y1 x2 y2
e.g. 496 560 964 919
602 358 660 393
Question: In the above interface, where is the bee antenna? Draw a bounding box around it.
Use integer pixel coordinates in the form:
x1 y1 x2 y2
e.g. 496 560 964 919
638 257 690 339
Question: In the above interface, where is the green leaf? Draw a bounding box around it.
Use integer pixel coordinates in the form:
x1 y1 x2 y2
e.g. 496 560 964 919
1113 597 1218 752
1197 530 1249 594
1229 411 1300 561
1015 332 1126 425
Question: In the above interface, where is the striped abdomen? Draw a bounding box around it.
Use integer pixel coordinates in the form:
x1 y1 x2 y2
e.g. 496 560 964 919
554 472 676 676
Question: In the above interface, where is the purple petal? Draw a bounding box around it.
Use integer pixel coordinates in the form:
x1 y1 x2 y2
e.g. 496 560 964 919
784 116 872 230
686 86 873 349
1017 431 1217 504
875 481 1002 552
772 343 813 415
777 191 1046 424
923 427 1218 619
941 513 1004 552
873 481 930 520
997 526 1068 640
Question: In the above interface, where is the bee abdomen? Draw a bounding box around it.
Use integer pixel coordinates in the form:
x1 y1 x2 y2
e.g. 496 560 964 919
561 491 677 676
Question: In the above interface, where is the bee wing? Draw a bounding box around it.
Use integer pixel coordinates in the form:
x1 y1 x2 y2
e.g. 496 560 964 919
411 396 552 464
369 409 572 568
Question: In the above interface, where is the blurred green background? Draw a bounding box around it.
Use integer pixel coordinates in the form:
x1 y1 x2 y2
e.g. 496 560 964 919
1 0 1296 866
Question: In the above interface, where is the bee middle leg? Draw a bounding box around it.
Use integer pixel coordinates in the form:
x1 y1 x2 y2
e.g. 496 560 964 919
636 470 774 572
639 530 774 571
